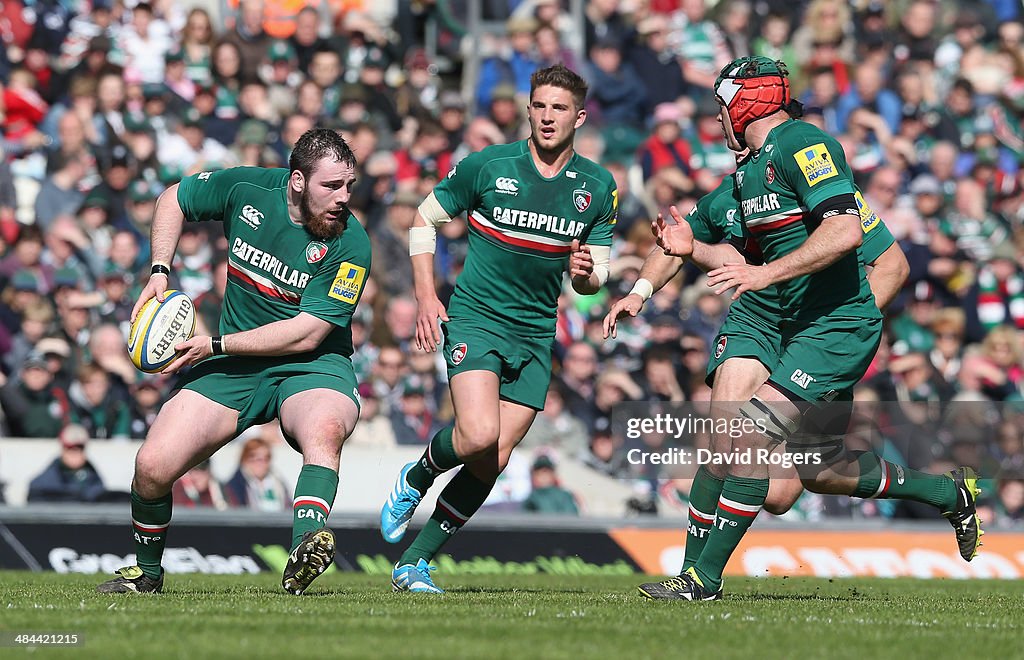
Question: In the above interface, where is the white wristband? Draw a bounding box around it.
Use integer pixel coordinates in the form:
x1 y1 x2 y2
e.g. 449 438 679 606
629 278 654 302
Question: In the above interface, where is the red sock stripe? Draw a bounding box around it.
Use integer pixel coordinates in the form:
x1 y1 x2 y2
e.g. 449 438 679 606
132 520 169 533
436 498 469 523
293 497 331 516
878 460 892 497
718 500 761 518
688 506 715 525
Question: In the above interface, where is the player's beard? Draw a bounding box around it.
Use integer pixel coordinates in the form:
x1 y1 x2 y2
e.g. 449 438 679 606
300 188 346 240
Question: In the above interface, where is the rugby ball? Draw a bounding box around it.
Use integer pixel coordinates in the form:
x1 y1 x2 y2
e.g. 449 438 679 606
127 290 196 373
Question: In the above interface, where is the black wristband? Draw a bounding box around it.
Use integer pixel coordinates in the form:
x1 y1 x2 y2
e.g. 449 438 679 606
211 336 224 356
151 264 171 276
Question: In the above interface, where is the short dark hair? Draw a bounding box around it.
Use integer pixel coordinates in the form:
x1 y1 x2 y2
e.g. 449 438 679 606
530 64 588 110
289 128 356 179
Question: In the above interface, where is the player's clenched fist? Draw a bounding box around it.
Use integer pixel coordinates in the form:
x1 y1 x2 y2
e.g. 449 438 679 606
568 239 594 279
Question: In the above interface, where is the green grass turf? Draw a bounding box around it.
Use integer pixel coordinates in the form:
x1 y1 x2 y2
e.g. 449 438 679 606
0 571 1021 659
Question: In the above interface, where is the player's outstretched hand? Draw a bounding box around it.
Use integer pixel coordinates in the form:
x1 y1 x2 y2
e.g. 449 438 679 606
415 294 449 352
569 240 594 280
162 335 214 375
603 293 644 339
652 206 694 257
131 273 169 323
706 262 772 300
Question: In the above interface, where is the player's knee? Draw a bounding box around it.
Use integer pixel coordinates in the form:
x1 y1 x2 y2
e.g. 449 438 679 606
454 419 500 459
133 446 173 495
763 481 803 515
739 396 800 446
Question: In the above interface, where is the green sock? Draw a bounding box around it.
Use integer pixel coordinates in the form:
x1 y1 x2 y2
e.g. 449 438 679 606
406 426 461 493
852 452 956 511
693 476 768 592
682 466 724 571
400 468 492 566
291 464 339 550
131 489 172 580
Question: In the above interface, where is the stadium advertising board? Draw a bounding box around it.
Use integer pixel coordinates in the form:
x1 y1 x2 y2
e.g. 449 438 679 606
610 529 1024 579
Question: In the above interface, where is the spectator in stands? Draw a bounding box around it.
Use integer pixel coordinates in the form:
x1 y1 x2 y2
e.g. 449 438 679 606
347 382 397 448
836 63 902 135
974 242 1024 333
34 152 87 230
121 2 174 85
27 424 108 503
929 308 967 385
990 472 1024 528
632 342 686 402
583 0 631 55
752 13 796 67
558 341 599 422
522 455 579 515
180 7 214 86
535 23 577 73
223 0 271 82
225 437 290 511
628 14 687 114
941 178 1009 263
585 36 647 128
372 345 407 414
356 50 403 134
0 352 69 438
3 296 53 376
520 381 589 455
892 281 939 355
487 83 525 144
976 326 1024 399
172 460 229 509
127 375 164 440
68 362 131 440
389 375 443 445
638 103 693 182
394 121 451 187
0 226 53 293
669 0 731 91
289 6 327 74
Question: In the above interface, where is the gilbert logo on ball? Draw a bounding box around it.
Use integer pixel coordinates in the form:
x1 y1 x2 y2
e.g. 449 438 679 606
127 290 197 373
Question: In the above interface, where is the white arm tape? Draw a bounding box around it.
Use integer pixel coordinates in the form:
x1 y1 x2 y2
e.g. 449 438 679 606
410 191 455 255
629 278 654 301
417 191 453 227
409 225 437 255
590 244 611 287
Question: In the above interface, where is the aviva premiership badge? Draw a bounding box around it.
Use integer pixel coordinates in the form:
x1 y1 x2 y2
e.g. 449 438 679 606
451 342 468 365
306 241 328 264
573 189 592 213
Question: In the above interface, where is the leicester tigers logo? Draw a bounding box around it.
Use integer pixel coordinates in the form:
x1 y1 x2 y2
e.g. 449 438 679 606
573 189 592 213
451 343 468 365
715 336 728 359
765 161 775 185
306 241 328 264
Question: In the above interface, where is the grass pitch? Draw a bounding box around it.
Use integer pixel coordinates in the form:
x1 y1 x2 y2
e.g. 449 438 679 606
1 571 1021 659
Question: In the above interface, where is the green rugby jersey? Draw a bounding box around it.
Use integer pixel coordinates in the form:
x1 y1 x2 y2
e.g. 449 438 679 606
177 166 371 358
434 140 617 337
689 173 895 321
733 120 880 321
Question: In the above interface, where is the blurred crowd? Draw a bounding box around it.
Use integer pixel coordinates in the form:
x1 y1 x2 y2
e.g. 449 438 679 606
0 0 1023 525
